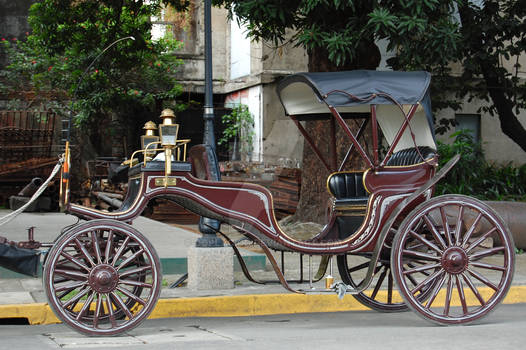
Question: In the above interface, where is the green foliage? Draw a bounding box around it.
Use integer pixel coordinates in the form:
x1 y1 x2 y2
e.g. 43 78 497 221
213 0 461 69
0 0 187 151
218 104 255 154
436 130 526 201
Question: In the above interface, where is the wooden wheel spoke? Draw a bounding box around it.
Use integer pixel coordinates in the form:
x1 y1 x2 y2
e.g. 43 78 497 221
348 261 370 273
387 270 393 304
407 262 431 277
74 238 96 267
467 268 498 291
406 241 427 250
54 268 88 281
454 205 464 246
462 273 486 306
119 279 153 288
93 293 103 329
62 287 90 308
60 251 91 272
402 249 440 262
423 215 447 250
105 294 117 328
119 265 152 279
466 227 498 254
370 267 387 300
91 230 103 264
116 248 145 271
470 246 505 261
470 261 506 272
55 281 86 293
440 207 453 246
104 230 114 264
455 275 468 314
406 272 419 287
461 213 483 247
76 291 95 321
425 272 447 309
111 236 131 266
403 263 441 276
110 292 134 319
443 275 454 316
410 268 443 295
116 286 146 306
409 229 443 254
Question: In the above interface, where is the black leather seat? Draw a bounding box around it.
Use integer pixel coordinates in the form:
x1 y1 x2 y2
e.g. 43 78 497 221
327 172 369 206
385 146 436 166
327 172 368 239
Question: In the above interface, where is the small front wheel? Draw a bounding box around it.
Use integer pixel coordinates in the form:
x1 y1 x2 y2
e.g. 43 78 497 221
391 195 515 325
43 219 162 336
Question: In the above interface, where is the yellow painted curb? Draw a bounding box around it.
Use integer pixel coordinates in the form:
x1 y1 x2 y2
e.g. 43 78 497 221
0 303 59 325
1 286 525 325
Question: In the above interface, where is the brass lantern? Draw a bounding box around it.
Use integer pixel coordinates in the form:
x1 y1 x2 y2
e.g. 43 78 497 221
159 108 179 176
159 108 179 146
141 121 159 160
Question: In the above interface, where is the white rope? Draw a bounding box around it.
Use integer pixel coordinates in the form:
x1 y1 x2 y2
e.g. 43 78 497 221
0 155 65 227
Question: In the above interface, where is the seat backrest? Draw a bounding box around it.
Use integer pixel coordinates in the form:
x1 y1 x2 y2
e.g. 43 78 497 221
188 144 221 181
328 172 367 199
386 146 436 167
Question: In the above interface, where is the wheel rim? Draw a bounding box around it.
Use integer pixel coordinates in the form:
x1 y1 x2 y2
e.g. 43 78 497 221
44 220 161 336
391 196 515 324
338 252 407 312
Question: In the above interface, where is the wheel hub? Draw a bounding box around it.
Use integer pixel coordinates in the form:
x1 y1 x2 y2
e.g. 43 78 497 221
88 264 119 293
441 247 468 274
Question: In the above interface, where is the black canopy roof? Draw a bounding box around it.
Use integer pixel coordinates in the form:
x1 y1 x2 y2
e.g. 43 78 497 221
276 70 432 116
276 70 436 150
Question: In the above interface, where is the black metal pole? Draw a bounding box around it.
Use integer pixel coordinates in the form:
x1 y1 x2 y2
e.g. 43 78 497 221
202 0 215 150
196 0 223 247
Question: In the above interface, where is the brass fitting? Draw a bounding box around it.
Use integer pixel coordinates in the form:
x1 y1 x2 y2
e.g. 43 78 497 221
160 108 176 125
143 121 158 136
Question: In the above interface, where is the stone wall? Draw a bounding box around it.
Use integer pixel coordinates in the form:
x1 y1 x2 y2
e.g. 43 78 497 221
0 0 34 66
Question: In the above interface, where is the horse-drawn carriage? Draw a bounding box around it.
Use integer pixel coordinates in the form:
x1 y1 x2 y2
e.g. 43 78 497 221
2 70 515 335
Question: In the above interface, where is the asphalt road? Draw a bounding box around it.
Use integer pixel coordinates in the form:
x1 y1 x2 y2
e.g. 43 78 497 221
0 303 524 349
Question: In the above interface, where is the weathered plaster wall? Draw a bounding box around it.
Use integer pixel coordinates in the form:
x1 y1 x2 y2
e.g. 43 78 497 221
435 96 526 165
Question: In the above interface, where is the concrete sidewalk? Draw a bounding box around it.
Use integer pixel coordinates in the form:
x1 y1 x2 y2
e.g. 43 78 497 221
0 210 525 325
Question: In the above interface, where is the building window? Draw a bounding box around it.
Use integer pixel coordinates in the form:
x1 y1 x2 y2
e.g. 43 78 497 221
230 15 251 79
455 114 481 143
150 2 197 54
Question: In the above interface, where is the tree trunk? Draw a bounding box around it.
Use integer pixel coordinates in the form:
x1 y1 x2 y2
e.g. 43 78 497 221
292 43 380 223
458 5 526 153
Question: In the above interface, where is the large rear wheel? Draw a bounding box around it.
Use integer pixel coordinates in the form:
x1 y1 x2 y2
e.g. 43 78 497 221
43 219 162 336
391 195 515 325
